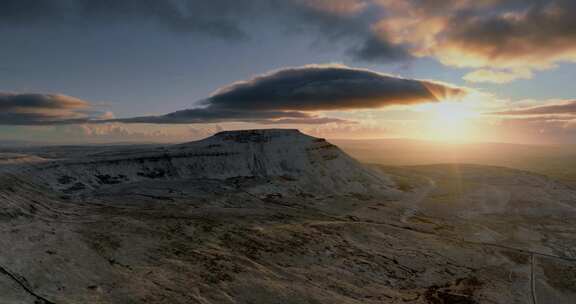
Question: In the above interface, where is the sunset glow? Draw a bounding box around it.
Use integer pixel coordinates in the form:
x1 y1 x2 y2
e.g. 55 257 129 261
0 0 574 145
411 100 479 142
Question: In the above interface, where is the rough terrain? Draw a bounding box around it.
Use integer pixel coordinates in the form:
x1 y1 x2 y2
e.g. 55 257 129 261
0 129 575 303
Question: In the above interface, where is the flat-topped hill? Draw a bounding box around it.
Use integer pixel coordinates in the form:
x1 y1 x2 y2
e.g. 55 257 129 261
19 129 395 196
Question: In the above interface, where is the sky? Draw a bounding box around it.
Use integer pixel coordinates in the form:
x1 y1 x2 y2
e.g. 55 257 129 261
1 0 576 144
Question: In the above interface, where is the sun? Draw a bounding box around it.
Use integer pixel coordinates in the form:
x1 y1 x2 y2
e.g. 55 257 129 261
433 101 476 122
419 101 479 142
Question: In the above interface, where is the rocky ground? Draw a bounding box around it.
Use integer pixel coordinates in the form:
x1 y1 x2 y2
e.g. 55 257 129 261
0 130 575 303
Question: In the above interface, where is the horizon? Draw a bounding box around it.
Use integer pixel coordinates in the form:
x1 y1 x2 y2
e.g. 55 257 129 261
4 130 576 147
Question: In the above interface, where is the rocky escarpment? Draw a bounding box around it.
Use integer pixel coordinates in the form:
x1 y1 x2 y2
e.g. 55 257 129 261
20 129 396 197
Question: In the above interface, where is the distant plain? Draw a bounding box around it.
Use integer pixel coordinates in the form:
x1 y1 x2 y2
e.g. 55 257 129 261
335 139 576 183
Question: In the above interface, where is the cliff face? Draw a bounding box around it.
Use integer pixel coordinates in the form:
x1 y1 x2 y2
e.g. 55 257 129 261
22 129 395 196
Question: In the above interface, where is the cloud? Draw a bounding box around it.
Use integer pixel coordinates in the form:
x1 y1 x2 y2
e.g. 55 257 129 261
0 0 248 38
374 0 576 82
296 0 368 17
114 108 345 125
3 0 576 80
0 93 109 125
0 0 411 63
0 65 466 126
304 121 390 139
112 64 466 124
493 115 576 144
263 0 413 63
349 36 411 63
0 123 205 144
314 0 576 74
479 99 576 143
259 117 353 125
489 100 576 116
463 68 533 84
207 65 466 110
438 1 576 68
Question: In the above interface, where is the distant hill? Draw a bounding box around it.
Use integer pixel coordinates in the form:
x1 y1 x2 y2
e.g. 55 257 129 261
334 138 576 182
19 129 396 197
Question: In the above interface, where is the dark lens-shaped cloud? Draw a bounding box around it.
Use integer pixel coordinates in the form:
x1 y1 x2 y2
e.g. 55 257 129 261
0 93 109 125
207 65 465 111
0 93 87 110
112 64 466 124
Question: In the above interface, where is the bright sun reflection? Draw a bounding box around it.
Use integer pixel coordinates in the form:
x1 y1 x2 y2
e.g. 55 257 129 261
417 101 479 142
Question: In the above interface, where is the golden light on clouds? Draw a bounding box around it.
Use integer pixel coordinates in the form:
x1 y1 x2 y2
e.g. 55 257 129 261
463 68 533 84
373 0 576 83
298 0 367 16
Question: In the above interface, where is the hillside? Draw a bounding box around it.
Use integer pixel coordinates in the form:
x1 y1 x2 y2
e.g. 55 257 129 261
0 130 575 303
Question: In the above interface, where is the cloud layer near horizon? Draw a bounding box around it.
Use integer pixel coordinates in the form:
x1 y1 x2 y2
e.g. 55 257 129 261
490 100 576 116
483 100 576 143
0 65 465 126
112 65 466 125
0 93 110 125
